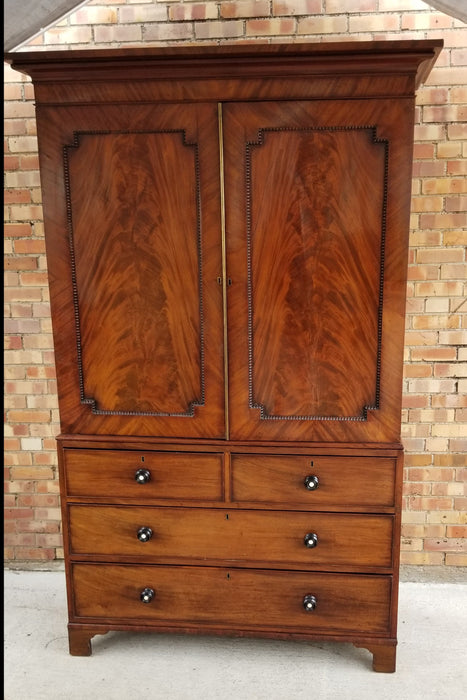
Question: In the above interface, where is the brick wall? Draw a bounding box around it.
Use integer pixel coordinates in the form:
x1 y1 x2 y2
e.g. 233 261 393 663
4 0 467 568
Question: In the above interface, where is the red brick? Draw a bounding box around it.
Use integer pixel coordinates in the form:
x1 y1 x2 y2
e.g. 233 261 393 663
412 161 445 177
416 87 449 105
446 195 467 212
420 213 466 229
20 155 40 170
408 497 453 511
246 18 296 35
407 467 454 481
4 223 33 237
170 2 219 20
424 105 467 123
4 336 23 350
8 410 51 423
403 482 431 496
4 257 38 271
432 394 467 408
401 395 430 409
13 240 46 254
4 189 31 204
12 548 56 561
446 526 467 538
4 155 20 170
413 143 435 159
145 22 194 41
406 264 439 280
4 508 34 519
273 0 321 15
447 161 467 175
410 347 457 361
422 178 466 195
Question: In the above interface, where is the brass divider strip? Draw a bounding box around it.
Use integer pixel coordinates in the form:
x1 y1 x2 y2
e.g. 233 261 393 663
218 103 229 439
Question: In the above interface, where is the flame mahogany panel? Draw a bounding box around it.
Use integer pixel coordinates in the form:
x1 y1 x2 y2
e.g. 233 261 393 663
67 130 202 416
248 126 384 419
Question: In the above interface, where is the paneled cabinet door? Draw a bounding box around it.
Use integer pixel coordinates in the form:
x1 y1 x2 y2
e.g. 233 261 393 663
223 99 414 443
37 102 225 438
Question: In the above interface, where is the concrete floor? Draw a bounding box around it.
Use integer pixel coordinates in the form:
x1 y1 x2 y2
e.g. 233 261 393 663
4 569 467 700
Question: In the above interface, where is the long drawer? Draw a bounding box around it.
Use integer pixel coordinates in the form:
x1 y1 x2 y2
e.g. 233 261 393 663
63 449 223 501
71 563 392 635
68 505 393 569
231 454 396 508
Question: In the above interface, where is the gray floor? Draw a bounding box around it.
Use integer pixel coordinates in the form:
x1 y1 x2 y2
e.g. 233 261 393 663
4 569 467 700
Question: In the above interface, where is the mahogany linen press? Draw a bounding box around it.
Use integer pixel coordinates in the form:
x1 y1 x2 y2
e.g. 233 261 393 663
6 40 442 672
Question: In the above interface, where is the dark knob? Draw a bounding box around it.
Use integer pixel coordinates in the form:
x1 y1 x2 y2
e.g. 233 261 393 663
140 587 155 604
304 532 318 548
304 475 319 491
137 526 153 543
135 468 151 484
303 594 317 612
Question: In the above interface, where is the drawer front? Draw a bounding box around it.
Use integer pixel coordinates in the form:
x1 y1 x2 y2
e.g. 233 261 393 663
69 506 393 569
64 449 223 501
71 563 392 635
231 454 396 508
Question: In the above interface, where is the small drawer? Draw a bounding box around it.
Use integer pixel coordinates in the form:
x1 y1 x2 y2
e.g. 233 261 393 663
68 505 393 570
71 563 392 635
64 449 223 501
231 454 396 508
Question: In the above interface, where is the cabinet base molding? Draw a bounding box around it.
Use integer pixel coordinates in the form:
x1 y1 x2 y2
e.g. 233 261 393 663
68 623 397 672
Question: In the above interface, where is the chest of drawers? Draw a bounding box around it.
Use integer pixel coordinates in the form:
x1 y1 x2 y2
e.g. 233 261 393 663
6 40 442 672
59 440 402 671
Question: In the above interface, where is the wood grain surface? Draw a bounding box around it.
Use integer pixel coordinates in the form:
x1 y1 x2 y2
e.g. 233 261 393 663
71 563 392 635
68 130 202 416
35 102 225 437
68 505 394 570
224 98 414 442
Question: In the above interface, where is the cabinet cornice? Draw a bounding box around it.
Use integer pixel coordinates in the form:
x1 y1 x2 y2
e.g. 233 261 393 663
5 40 442 104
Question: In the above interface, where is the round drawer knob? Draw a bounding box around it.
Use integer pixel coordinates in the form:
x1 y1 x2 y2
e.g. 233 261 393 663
304 532 318 548
303 594 317 612
137 526 153 543
135 468 151 484
304 475 319 491
140 587 155 604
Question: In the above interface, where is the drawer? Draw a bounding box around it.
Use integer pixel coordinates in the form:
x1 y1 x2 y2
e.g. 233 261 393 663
71 563 392 635
231 454 396 508
64 449 223 501
68 506 393 569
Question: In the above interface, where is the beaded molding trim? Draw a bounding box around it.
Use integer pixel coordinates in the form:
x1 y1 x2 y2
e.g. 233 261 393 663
245 125 389 422
63 129 204 417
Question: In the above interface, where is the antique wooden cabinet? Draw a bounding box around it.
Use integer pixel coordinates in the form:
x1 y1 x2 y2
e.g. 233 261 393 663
6 40 441 672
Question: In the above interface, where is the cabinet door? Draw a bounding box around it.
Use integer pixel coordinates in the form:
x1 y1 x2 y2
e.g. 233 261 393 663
37 103 225 438
224 100 414 442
